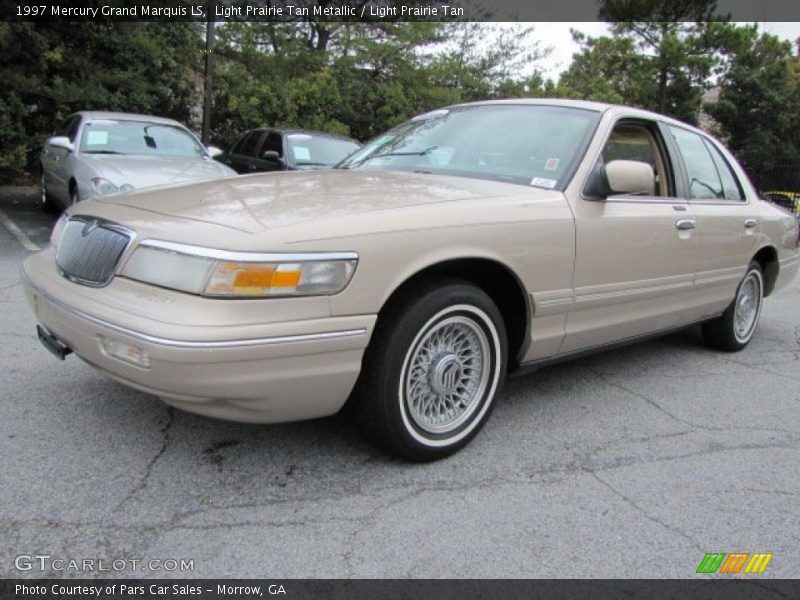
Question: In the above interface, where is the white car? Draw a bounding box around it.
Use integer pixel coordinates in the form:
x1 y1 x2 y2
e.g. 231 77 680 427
40 111 235 211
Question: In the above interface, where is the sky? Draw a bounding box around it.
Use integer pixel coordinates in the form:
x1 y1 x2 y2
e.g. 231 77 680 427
535 22 800 80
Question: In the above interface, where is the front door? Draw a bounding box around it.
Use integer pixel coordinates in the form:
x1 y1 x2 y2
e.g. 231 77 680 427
562 118 699 353
43 115 80 203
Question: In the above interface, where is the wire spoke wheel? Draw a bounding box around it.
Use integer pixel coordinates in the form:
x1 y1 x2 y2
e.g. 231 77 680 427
733 271 762 343
352 280 506 461
403 314 491 435
702 261 765 352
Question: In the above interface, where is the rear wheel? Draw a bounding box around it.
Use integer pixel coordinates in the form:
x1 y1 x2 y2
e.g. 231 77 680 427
350 279 507 461
702 261 763 352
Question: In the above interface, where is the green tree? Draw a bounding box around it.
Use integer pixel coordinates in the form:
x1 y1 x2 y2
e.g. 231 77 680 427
209 21 550 145
706 25 800 187
559 32 653 105
428 23 550 101
0 21 201 178
560 0 732 123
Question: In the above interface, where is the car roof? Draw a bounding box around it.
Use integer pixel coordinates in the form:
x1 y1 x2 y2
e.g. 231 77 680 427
244 128 359 143
70 111 184 126
459 98 612 113
452 98 708 136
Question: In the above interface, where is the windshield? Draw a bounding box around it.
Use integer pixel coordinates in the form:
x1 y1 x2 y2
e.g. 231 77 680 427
287 134 361 166
79 120 206 158
337 104 600 188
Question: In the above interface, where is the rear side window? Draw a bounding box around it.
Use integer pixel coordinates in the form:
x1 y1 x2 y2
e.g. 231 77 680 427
229 132 250 155
238 131 262 157
669 126 724 200
704 140 743 201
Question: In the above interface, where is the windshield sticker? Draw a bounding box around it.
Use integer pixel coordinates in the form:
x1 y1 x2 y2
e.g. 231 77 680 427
288 134 312 141
531 177 557 189
292 146 311 160
86 131 108 145
544 158 560 171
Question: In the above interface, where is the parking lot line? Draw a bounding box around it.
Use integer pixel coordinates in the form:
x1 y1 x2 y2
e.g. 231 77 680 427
0 207 40 251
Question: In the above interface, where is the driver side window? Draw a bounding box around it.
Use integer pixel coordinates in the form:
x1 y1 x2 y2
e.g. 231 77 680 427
601 121 671 197
262 132 283 157
57 116 80 142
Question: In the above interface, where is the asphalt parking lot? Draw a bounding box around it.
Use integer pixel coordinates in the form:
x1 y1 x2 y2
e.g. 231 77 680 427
1 186 798 579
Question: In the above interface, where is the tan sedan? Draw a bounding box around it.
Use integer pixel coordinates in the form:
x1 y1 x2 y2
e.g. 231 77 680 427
22 100 800 461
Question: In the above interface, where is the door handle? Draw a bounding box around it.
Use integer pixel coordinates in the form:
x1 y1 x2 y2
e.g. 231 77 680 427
675 219 696 230
744 219 758 229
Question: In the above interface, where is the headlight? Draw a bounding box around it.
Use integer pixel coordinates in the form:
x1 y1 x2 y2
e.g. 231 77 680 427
91 177 119 196
121 243 357 297
119 184 135 193
50 213 69 250
122 246 216 294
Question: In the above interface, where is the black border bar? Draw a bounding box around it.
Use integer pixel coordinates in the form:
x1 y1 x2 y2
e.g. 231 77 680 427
3 579 800 600
3 0 800 22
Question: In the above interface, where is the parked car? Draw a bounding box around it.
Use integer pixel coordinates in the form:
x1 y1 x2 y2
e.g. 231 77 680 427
22 100 800 461
215 128 360 174
40 111 235 212
763 190 800 217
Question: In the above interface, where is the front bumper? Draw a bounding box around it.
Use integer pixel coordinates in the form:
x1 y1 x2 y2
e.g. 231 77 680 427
21 251 376 423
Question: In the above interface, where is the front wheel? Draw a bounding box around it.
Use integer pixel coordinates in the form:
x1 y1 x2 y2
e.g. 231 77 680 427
350 279 507 461
40 175 58 213
702 261 764 352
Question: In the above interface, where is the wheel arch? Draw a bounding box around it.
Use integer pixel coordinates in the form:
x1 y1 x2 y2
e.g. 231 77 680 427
375 256 531 367
752 245 778 296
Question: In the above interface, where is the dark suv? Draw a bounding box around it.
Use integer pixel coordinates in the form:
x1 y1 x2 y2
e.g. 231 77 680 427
216 128 360 174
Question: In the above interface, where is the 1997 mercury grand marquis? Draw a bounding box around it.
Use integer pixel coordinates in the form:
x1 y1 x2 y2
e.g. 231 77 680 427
22 100 800 461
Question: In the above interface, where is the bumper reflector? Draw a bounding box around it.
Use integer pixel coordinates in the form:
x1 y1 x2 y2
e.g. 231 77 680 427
99 336 151 369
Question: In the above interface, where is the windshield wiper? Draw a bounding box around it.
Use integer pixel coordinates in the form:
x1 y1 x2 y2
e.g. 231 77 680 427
368 146 438 161
83 150 123 155
345 146 438 168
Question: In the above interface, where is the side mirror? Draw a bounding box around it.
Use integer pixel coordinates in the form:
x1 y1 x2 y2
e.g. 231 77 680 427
585 160 656 199
48 136 75 153
206 145 223 158
262 150 284 163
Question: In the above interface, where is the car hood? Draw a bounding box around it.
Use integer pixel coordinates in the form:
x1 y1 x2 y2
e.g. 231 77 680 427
96 169 543 235
83 154 235 189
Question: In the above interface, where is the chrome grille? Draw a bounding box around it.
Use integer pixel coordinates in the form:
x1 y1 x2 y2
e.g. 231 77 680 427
56 218 132 286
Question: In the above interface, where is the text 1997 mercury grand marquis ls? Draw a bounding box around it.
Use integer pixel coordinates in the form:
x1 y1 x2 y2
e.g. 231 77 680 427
22 100 800 461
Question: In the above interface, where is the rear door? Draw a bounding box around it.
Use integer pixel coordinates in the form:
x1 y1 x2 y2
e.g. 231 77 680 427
218 132 248 171
667 126 758 310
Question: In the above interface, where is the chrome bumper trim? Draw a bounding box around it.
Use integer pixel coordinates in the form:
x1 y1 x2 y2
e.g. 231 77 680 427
21 267 367 350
